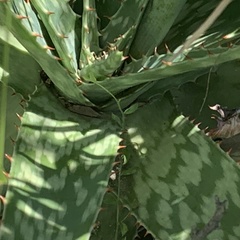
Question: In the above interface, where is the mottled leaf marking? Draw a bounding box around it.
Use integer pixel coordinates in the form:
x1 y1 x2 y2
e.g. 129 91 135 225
191 196 227 240
0 85 120 240
121 95 240 239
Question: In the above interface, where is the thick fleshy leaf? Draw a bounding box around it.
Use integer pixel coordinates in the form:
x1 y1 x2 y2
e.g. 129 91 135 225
0 26 40 98
94 0 120 31
100 0 148 51
2 1 240 239
30 0 78 74
0 85 120 240
120 94 240 239
129 0 186 58
158 0 240 53
0 2 90 105
81 44 240 104
80 0 100 67
0 83 24 173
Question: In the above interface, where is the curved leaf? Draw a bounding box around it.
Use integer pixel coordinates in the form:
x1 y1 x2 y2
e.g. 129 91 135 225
121 94 240 239
81 44 240 104
0 2 90 105
0 85 120 240
129 0 186 58
30 0 78 73
0 83 24 174
0 30 41 98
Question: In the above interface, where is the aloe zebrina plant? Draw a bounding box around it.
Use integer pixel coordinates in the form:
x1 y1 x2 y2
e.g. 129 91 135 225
1 0 240 239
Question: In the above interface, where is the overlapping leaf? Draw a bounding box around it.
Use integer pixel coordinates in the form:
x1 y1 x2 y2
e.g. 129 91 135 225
120 95 240 239
0 2 90 105
0 85 120 240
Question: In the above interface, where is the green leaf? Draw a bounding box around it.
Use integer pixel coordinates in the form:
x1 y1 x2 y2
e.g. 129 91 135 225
79 50 123 82
30 0 78 74
124 103 139 115
158 0 240 53
95 0 121 31
111 113 122 127
101 82 155 111
90 190 137 240
81 45 240 104
100 0 148 52
120 94 240 239
90 192 137 240
129 0 186 58
0 83 24 177
0 3 90 105
0 29 41 98
0 85 120 240
80 0 100 67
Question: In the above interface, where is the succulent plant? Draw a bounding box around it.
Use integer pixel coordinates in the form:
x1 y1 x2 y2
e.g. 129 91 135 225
1 0 240 239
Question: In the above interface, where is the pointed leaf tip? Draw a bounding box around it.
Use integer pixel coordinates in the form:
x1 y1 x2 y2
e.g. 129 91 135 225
162 60 172 66
16 15 28 20
3 171 10 178
14 123 20 130
46 11 54 15
98 207 106 213
86 7 95 11
44 45 55 50
5 154 13 162
16 113 22 120
0 196 6 204
118 145 126 149
9 136 16 144
53 56 62 61
195 122 202 128
164 44 172 53
32 32 42 37
106 187 113 192
112 161 121 167
58 33 68 39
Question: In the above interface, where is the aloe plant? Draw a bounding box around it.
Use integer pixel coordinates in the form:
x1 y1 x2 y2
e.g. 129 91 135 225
1 0 240 239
